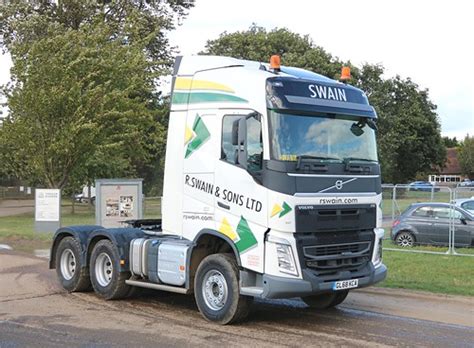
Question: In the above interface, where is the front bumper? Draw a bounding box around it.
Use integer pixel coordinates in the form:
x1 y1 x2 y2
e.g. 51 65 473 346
261 263 387 299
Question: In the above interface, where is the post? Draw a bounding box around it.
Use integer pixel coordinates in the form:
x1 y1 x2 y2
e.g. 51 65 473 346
392 185 397 222
71 193 75 214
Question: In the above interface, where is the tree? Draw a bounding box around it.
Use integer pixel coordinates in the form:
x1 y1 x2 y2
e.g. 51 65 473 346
0 0 190 190
203 26 446 183
458 135 474 178
375 76 446 183
0 0 193 66
442 136 459 148
352 65 446 182
0 19 161 188
202 25 349 79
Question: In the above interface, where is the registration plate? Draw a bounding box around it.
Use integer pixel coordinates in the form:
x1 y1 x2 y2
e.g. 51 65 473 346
333 279 359 291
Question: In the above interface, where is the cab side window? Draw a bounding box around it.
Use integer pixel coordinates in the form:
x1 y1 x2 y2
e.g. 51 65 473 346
221 113 263 172
246 116 263 172
221 115 243 164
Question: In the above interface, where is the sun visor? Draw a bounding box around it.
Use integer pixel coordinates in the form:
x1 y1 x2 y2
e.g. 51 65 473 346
266 77 377 118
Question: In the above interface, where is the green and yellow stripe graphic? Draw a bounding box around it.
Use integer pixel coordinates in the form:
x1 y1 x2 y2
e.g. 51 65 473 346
172 77 248 104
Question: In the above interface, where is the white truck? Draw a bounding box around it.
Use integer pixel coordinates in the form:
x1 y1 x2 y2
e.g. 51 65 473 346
50 55 387 324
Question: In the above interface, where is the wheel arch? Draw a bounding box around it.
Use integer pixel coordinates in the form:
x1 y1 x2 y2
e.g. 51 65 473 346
187 229 241 291
49 225 103 269
86 228 146 272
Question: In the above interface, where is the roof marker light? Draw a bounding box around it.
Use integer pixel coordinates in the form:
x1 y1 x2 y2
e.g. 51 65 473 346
270 55 281 71
340 66 351 82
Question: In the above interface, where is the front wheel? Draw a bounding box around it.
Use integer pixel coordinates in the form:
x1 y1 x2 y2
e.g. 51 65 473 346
302 290 349 309
90 239 131 300
194 254 251 325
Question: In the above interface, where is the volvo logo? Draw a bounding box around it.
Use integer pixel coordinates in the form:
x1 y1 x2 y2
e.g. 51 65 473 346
318 178 358 193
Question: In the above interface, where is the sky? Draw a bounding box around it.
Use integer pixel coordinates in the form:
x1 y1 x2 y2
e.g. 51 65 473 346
1 0 473 139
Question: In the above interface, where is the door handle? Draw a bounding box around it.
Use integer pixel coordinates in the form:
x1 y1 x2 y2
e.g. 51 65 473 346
218 201 230 210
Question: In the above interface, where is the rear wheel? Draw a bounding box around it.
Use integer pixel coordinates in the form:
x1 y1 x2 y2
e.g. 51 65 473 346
194 254 250 325
90 239 131 300
396 231 415 247
55 237 91 292
302 290 349 309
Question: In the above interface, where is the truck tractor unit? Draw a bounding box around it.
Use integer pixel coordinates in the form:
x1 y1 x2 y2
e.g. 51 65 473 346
50 55 387 324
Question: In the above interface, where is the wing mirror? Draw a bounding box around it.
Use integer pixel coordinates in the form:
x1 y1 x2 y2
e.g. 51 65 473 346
231 112 261 169
367 118 378 131
231 117 248 168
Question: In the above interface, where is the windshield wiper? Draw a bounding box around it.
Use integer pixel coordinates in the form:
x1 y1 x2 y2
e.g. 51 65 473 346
296 155 342 170
343 157 376 163
343 157 376 172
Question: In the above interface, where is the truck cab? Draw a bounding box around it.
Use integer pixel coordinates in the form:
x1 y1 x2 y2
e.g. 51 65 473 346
50 55 386 324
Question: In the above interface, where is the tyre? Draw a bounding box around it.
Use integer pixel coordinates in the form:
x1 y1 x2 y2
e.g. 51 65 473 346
194 254 251 325
395 231 415 247
90 239 131 300
302 290 349 309
55 236 91 292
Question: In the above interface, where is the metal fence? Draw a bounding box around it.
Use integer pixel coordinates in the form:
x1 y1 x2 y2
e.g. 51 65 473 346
0 186 34 200
381 184 474 257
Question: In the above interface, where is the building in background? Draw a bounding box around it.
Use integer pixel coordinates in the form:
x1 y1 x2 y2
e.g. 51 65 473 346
429 148 463 184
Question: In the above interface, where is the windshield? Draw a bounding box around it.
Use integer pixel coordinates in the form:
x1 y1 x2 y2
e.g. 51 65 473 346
269 111 378 162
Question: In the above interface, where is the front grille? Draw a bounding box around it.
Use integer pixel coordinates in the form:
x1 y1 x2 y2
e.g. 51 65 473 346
295 204 376 233
304 241 372 276
305 241 371 257
296 230 374 280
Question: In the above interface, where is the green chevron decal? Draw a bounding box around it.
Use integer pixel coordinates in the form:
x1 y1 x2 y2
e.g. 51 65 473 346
280 202 292 218
185 115 210 158
235 216 258 253
271 201 292 218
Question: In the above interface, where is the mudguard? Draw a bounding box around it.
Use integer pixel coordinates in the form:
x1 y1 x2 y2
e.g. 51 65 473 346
49 225 146 272
193 229 242 266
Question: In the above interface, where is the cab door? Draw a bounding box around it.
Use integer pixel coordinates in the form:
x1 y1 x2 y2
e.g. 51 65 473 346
182 111 218 240
214 110 268 273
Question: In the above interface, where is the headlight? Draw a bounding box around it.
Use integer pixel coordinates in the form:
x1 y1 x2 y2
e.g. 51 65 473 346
373 228 384 268
373 238 383 267
276 243 298 276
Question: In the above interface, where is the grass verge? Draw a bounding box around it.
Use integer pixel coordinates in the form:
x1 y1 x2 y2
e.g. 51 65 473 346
380 250 474 296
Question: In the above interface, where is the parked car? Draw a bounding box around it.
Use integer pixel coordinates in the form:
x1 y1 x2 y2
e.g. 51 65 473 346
407 181 440 192
454 198 474 214
73 193 85 202
458 180 474 189
73 185 96 204
391 203 474 247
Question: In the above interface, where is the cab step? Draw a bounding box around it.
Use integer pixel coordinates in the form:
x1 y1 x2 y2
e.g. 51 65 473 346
125 279 190 294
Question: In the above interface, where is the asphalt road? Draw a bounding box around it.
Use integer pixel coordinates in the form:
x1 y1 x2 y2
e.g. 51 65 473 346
1 250 473 347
